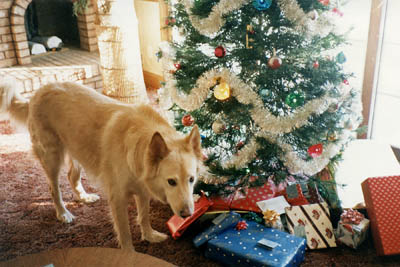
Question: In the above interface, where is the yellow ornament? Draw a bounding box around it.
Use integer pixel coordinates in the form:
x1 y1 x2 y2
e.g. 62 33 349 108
214 82 231 101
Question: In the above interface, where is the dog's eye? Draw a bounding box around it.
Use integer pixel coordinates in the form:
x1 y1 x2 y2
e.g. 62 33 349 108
189 176 194 183
167 179 177 186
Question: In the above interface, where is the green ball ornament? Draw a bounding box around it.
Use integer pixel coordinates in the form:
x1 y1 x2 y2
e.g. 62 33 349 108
285 91 305 108
336 52 347 64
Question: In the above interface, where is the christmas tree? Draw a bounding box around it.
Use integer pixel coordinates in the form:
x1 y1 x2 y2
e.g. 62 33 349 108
158 0 362 206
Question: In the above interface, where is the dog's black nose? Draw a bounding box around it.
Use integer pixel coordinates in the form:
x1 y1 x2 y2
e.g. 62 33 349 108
180 208 192 218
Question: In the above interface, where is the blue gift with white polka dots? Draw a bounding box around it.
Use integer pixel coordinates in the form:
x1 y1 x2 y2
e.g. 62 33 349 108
205 220 306 266
193 212 241 248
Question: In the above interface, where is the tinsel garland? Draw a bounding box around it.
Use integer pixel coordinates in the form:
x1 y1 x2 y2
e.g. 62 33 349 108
181 0 335 38
159 42 362 176
160 42 348 135
182 0 248 38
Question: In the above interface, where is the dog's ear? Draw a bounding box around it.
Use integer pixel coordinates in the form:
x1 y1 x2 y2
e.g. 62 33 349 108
186 125 202 159
149 131 170 162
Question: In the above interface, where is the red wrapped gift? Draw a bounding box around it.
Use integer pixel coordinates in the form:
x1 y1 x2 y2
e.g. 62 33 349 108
208 194 234 211
230 183 275 212
166 194 213 239
283 183 324 206
284 184 310 206
362 176 400 255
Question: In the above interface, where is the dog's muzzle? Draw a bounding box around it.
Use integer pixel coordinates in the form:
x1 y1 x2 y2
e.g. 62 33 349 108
179 205 193 218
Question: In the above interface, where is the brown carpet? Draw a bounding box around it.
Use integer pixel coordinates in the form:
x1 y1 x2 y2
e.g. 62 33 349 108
1 120 400 267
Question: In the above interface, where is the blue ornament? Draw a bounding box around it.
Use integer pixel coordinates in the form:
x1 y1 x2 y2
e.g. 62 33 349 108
260 89 269 97
253 0 272 11
336 51 346 64
201 134 206 140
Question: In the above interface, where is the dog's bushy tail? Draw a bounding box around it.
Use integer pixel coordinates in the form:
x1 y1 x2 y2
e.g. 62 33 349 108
0 78 29 124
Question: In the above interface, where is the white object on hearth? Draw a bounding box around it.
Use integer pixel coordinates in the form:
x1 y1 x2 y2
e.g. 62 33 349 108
28 41 46 55
32 36 63 50
335 140 400 208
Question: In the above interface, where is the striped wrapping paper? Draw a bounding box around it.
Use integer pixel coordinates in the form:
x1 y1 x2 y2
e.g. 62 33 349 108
285 202 337 249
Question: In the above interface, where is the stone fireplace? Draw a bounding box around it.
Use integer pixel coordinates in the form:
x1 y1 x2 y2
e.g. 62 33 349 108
0 0 98 67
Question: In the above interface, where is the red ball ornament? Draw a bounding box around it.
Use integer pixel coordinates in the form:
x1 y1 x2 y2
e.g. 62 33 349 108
343 79 349 85
236 141 244 149
332 7 343 17
214 45 226 58
268 48 282 70
318 0 330 6
249 175 258 182
313 61 319 69
165 18 176 25
308 144 323 158
182 114 194 126
174 63 181 70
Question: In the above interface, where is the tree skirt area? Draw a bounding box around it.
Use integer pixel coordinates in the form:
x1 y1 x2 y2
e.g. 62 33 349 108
1 120 400 267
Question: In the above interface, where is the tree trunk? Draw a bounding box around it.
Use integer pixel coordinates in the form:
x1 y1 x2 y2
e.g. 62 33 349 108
91 0 149 104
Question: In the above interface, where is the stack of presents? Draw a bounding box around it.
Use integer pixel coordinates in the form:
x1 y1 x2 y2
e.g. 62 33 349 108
166 176 400 266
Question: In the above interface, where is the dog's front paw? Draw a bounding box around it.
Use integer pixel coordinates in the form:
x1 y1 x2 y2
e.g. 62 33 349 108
57 210 75 223
142 230 168 243
79 193 100 203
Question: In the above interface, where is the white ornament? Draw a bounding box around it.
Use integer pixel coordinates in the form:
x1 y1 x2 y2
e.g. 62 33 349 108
212 119 225 134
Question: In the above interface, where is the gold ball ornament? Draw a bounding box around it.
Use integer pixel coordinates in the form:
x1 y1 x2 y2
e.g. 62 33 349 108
214 82 231 101
327 131 337 141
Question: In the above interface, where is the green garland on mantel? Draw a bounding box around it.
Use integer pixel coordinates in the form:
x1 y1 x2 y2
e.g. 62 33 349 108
73 0 89 16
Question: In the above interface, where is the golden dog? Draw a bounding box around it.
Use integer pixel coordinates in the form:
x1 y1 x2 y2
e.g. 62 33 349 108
0 80 202 250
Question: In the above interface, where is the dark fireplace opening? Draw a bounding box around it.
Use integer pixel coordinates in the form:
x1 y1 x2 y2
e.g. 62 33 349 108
24 0 80 55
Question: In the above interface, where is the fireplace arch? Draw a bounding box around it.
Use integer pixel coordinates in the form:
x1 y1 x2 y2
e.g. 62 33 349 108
8 0 97 66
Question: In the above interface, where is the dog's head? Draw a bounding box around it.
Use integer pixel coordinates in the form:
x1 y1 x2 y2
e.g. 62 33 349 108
145 125 202 218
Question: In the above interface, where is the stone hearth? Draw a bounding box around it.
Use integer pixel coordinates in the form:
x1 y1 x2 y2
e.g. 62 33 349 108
0 48 102 96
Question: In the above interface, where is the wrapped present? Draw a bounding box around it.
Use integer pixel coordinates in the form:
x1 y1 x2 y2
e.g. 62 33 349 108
193 211 241 247
166 194 213 239
230 183 275 212
208 194 234 211
285 202 336 249
256 196 290 215
209 182 276 213
283 183 323 206
336 209 369 249
284 184 309 206
362 176 400 255
205 220 306 267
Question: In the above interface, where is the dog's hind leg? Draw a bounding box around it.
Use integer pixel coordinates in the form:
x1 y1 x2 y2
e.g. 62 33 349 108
67 158 99 203
135 193 168 243
32 141 74 223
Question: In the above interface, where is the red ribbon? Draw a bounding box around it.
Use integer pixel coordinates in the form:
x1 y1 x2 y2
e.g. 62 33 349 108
340 209 364 225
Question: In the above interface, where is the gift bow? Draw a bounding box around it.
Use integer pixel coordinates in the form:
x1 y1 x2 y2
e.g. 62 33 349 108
235 220 248 230
263 209 280 224
340 209 364 225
